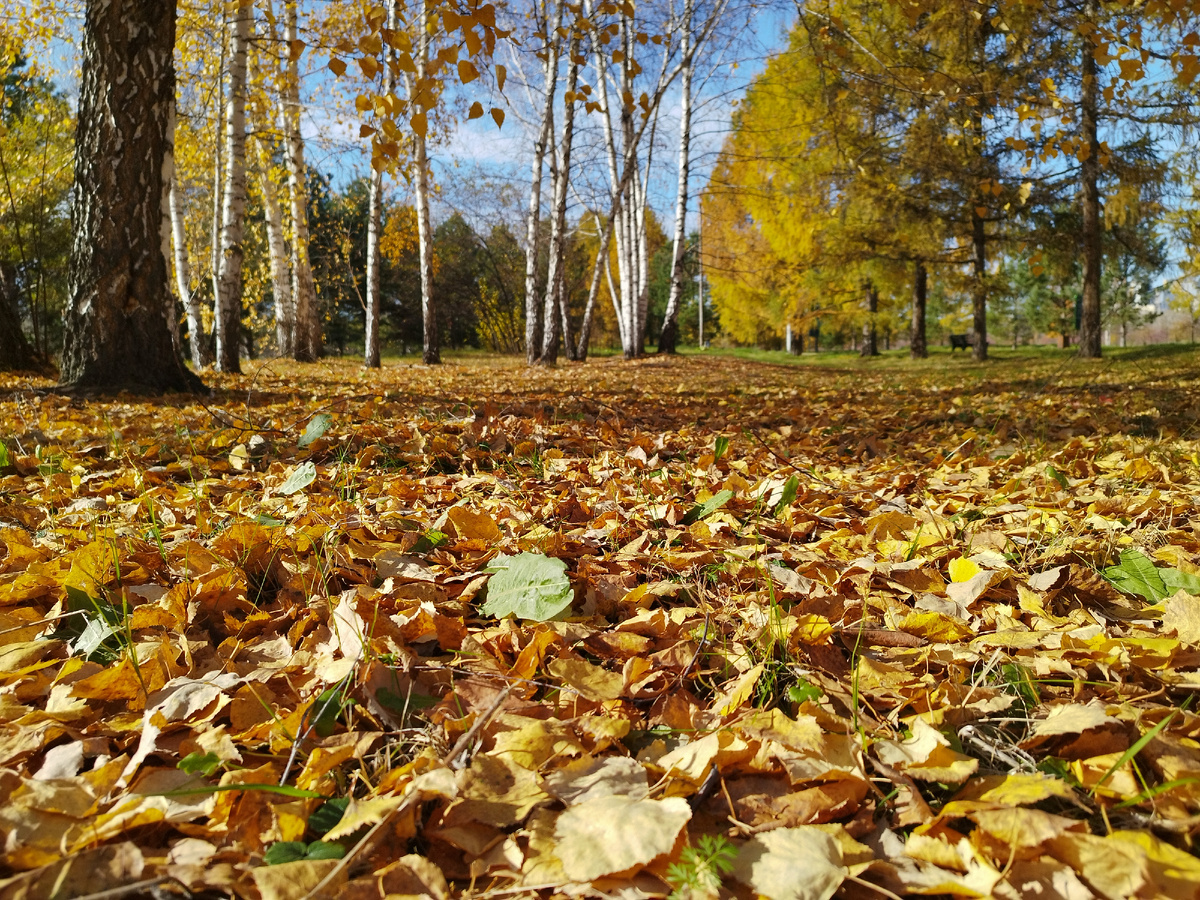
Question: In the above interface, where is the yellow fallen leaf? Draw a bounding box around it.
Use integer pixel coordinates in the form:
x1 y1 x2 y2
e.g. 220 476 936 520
948 556 982 583
554 795 691 881
322 794 403 841
733 826 848 900
447 506 501 542
1162 591 1200 645
548 657 625 701
251 859 345 900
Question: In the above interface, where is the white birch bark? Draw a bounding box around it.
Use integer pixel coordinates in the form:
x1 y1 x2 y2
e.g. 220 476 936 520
412 4 439 364
170 178 210 368
255 141 294 357
574 0 728 360
215 0 250 373
524 0 565 364
539 36 581 364
575 211 615 359
365 0 398 368
210 28 225 354
659 0 692 353
282 0 321 361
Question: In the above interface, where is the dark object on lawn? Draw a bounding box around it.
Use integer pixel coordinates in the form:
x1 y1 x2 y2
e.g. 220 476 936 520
949 334 971 351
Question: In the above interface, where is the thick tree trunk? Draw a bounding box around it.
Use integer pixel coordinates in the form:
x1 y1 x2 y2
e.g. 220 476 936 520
170 178 211 369
413 8 439 365
255 143 294 357
59 0 202 394
0 264 33 371
283 0 321 361
1078 0 1103 358
910 260 927 359
524 0 564 364
860 282 879 357
214 0 250 374
658 2 693 355
364 0 397 369
539 41 581 365
972 208 988 361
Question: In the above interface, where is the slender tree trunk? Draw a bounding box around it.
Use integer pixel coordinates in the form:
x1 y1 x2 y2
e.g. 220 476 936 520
210 28 225 350
364 171 384 368
0 263 33 371
1078 0 1103 358
910 260 927 359
282 0 321 361
540 40 581 365
576 211 616 360
254 143 294 358
558 282 577 360
413 6 439 365
59 0 202 393
659 0 693 355
972 208 988 361
860 281 879 357
364 0 397 369
214 0 250 374
524 0 564 364
170 178 210 369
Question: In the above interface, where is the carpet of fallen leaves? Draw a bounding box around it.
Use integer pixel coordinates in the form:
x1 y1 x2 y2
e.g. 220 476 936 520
2 350 1200 900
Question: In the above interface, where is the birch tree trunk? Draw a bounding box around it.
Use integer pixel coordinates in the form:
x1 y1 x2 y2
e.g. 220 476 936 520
413 6 439 365
170 178 210 368
282 0 321 361
210 29 225 353
658 0 693 355
214 0 250 374
524 0 564 364
539 39 581 365
255 143 294 357
575 212 616 360
365 0 397 369
1077 0 1103 358
60 0 202 393
364 170 385 368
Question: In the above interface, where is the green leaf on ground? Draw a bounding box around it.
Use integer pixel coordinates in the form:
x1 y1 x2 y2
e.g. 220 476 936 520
279 462 317 496
682 489 734 525
1104 550 1167 602
481 552 573 621
298 413 333 448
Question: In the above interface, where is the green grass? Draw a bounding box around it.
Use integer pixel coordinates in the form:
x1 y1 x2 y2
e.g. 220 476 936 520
675 341 1200 370
359 340 1200 371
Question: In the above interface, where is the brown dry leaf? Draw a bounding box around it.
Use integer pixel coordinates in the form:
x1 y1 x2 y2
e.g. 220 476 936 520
3 354 1200 897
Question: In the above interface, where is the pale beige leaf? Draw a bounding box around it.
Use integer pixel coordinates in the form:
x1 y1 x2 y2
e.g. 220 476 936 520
554 795 691 881
1030 701 1114 739
1162 591 1200 644
733 826 847 900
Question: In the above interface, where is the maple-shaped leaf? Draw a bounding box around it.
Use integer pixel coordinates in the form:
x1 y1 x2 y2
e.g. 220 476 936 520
481 552 572 621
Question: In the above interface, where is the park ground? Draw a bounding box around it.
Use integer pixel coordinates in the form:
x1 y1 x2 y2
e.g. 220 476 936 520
1 346 1200 897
